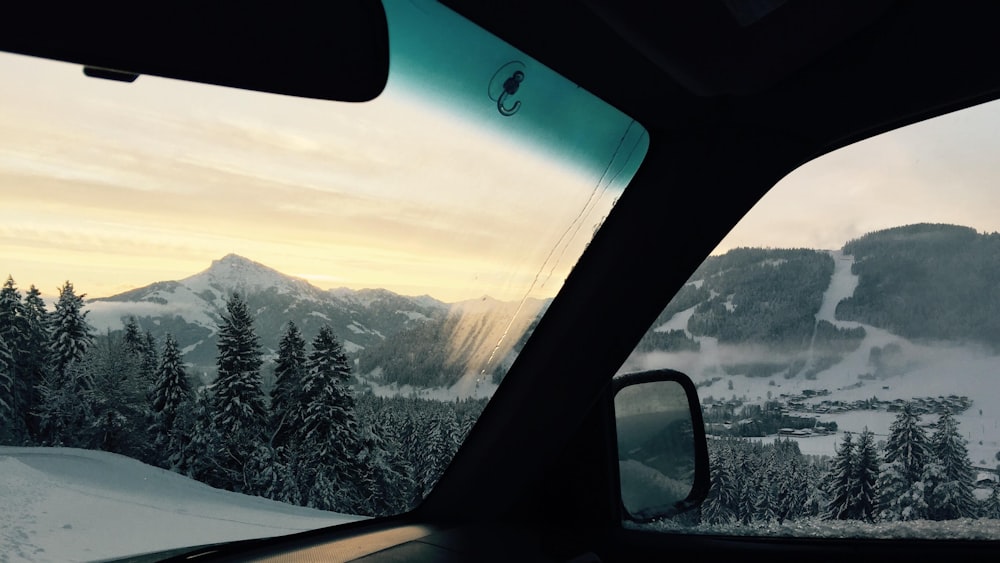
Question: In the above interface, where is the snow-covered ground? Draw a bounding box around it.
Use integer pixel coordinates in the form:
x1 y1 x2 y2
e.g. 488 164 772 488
0 447 360 563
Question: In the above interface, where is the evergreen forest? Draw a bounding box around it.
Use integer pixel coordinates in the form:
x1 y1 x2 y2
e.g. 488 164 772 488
0 276 482 517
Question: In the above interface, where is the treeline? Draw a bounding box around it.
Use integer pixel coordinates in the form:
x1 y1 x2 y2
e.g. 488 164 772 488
696 404 1000 527
838 223 1000 348
0 276 484 517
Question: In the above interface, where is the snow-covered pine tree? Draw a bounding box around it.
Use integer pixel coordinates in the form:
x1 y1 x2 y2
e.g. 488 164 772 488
181 390 224 486
884 403 930 483
211 292 268 492
150 334 194 469
825 431 856 520
354 411 415 516
877 403 932 521
86 332 142 454
269 321 307 452
35 356 95 447
752 472 779 525
412 408 460 504
122 317 144 354
734 447 757 524
0 277 27 441
701 445 738 525
0 277 26 353
853 428 879 522
0 334 14 440
49 281 93 378
141 331 158 391
925 409 977 520
20 285 51 440
297 325 361 512
877 460 923 521
33 283 96 446
122 318 158 397
982 483 1000 519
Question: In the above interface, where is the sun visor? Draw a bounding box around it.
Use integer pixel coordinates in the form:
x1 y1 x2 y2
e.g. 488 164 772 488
0 2 389 102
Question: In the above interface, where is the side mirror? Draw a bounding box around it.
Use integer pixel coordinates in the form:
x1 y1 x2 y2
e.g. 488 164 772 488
612 369 709 522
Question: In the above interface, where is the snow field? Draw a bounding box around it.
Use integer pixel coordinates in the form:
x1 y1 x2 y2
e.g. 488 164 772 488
0 447 359 563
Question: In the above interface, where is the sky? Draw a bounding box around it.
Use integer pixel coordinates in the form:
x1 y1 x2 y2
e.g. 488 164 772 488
5 0 1000 303
712 96 1000 255
0 47 641 303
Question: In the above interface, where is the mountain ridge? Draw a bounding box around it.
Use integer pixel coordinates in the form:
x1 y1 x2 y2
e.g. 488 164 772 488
82 223 1000 390
85 254 546 388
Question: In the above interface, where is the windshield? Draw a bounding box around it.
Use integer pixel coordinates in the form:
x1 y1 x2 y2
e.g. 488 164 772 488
0 1 648 559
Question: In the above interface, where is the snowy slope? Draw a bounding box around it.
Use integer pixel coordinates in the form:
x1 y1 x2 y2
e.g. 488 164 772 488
629 249 1000 462
0 447 359 563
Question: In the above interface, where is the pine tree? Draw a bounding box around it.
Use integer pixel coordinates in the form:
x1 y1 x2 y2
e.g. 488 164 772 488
49 281 93 378
297 325 360 512
752 473 779 524
270 321 307 451
211 292 267 491
123 317 144 354
982 483 1000 520
413 408 459 503
86 332 143 454
0 334 14 440
141 331 159 391
853 428 879 522
701 449 738 525
20 285 51 440
35 283 95 445
0 277 27 441
35 356 95 446
181 391 224 486
925 409 977 520
884 403 930 483
122 318 157 396
877 460 925 521
150 334 194 469
877 403 933 521
355 412 414 516
826 432 856 520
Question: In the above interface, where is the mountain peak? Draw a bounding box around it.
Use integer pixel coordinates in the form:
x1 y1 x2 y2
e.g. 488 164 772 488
185 255 318 298
211 253 270 271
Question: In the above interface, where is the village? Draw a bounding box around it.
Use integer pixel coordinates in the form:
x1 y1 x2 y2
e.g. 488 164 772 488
702 387 973 439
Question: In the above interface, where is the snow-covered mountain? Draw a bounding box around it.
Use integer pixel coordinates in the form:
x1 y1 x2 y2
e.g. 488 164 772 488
86 254 450 381
85 254 548 391
621 224 1000 463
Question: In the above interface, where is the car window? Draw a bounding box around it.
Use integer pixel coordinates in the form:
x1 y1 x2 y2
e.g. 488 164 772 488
0 1 648 559
621 98 1000 539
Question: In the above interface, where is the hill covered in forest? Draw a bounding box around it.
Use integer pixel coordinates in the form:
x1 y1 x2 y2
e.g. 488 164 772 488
836 223 1000 346
634 223 1000 379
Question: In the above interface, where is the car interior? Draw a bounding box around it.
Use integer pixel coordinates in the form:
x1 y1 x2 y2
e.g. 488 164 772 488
3 1 1000 561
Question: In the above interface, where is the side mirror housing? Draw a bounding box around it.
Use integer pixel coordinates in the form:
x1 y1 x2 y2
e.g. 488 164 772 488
612 369 710 522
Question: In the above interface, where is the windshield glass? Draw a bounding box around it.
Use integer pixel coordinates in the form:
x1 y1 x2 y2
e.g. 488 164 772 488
0 1 648 559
